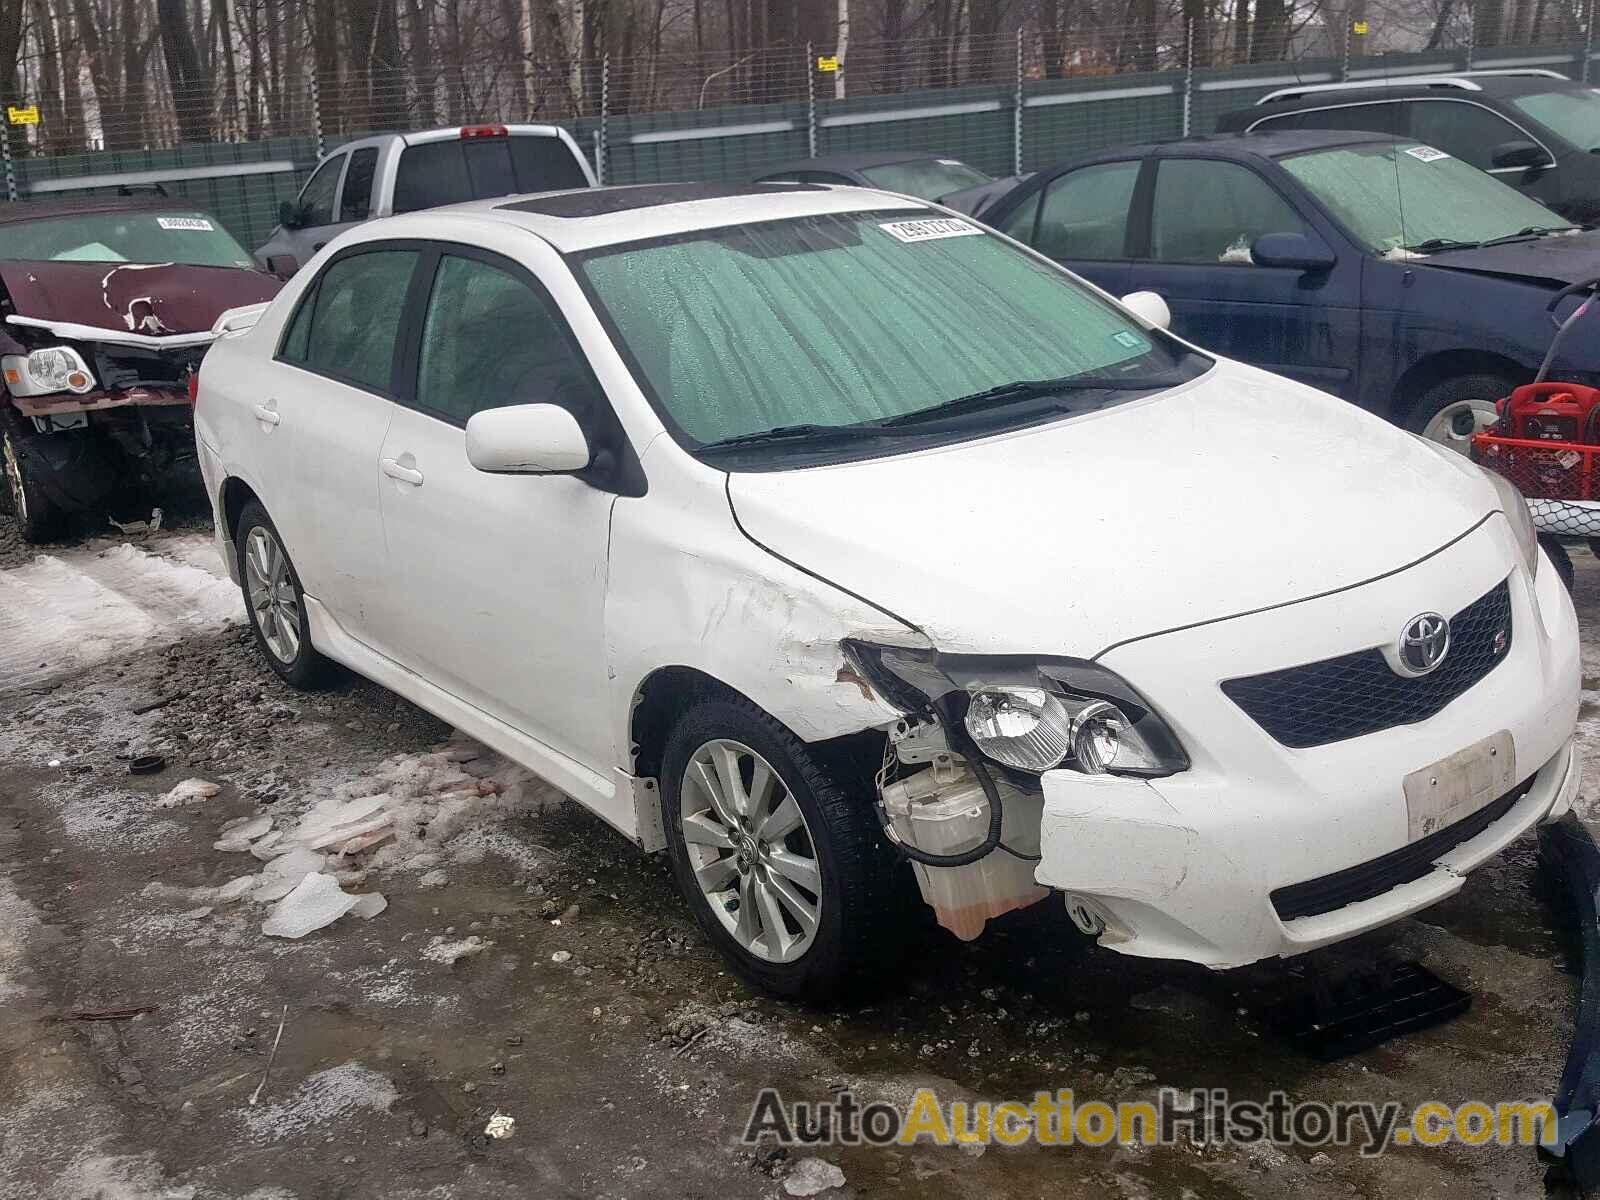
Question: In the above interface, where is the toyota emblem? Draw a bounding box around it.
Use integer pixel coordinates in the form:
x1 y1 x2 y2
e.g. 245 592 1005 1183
1394 612 1450 678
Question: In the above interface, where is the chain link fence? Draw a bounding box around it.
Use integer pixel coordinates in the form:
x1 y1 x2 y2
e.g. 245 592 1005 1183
4 2 1596 249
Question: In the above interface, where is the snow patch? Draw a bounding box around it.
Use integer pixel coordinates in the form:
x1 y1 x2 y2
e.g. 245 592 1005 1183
0 536 239 692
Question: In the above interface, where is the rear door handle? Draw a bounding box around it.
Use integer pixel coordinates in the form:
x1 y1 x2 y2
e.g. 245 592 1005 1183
252 402 280 426
381 457 424 486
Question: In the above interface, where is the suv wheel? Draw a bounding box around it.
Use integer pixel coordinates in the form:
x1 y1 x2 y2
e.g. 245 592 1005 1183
1407 374 1513 454
661 695 906 1003
2 427 62 544
235 500 335 688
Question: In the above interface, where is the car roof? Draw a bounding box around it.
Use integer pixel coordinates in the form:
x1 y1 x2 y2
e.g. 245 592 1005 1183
0 194 207 225
350 181 932 254
1063 127 1396 167
751 151 966 177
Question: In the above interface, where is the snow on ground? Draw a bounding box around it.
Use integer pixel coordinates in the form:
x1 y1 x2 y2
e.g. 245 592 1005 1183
0 535 239 693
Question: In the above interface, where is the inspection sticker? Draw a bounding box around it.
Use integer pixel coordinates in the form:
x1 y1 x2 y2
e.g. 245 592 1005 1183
879 218 983 243
157 216 215 231
1404 145 1450 162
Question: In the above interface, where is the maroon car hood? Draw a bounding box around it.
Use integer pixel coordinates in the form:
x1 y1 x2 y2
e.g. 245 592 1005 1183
0 260 279 337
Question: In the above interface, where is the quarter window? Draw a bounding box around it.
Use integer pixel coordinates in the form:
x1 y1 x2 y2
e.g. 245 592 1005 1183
1150 160 1307 263
297 155 344 227
414 253 599 425
1410 101 1530 170
340 148 378 221
293 249 418 392
1032 161 1139 260
1263 101 1405 137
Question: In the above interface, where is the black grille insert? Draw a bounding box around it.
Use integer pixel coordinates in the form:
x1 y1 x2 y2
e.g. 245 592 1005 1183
1271 777 1533 922
1221 580 1512 750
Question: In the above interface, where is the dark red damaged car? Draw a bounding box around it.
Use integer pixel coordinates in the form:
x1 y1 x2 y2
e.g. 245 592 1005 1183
0 196 280 542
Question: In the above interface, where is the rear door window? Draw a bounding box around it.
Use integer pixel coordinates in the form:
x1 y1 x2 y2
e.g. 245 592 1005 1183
1273 101 1405 137
393 136 588 213
1033 160 1140 260
339 148 378 221
293 249 420 393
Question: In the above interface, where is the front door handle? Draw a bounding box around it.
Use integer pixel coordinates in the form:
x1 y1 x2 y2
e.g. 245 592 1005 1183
381 457 424 486
252 402 280 426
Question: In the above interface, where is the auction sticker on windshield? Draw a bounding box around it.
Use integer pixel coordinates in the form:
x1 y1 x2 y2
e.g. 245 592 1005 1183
1403 146 1450 163
880 218 983 243
156 216 215 231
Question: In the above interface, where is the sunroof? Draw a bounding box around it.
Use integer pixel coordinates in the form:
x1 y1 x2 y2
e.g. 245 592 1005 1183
498 182 820 218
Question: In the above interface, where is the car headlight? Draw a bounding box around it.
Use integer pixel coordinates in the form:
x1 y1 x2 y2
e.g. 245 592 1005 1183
1 347 96 397
844 641 1188 777
1483 465 1540 580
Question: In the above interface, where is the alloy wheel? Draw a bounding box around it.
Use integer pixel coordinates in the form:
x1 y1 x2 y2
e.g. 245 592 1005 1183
1420 398 1498 454
679 738 822 964
244 526 300 664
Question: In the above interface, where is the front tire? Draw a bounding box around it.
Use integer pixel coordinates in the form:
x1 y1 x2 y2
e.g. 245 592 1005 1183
234 500 335 689
1542 535 1575 593
661 695 906 1004
1406 373 1513 454
2 426 63 544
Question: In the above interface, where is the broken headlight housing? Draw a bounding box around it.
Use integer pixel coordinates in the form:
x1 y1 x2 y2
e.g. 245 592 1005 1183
1 347 96 397
845 641 1188 778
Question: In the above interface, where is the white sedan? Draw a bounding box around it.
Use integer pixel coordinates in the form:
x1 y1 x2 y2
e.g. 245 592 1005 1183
194 182 1581 1001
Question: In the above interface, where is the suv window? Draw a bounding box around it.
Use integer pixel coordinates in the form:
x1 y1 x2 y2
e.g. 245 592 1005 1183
340 148 378 221
291 249 418 392
1031 160 1140 259
298 154 344 227
1151 159 1307 263
1257 101 1405 137
393 136 589 214
415 253 600 425
1410 101 1531 170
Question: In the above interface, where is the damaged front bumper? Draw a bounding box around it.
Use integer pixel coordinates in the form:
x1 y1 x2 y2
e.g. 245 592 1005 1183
1031 515 1581 968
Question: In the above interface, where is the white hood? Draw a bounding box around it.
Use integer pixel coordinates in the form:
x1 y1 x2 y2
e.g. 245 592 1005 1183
727 365 1500 657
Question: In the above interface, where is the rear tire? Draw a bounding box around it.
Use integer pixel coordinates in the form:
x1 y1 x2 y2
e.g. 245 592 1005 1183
661 695 907 1004
234 500 335 689
2 426 63 544
1405 373 1514 454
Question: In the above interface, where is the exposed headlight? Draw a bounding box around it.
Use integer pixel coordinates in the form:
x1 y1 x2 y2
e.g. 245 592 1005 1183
1 347 96 397
845 642 1188 778
1483 465 1540 580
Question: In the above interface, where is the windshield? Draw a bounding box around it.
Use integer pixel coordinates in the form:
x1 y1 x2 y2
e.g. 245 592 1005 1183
578 211 1205 461
1280 142 1575 254
0 211 254 267
858 159 992 201
1509 88 1600 152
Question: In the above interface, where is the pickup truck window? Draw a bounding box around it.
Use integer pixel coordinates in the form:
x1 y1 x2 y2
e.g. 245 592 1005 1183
392 136 589 213
340 148 379 221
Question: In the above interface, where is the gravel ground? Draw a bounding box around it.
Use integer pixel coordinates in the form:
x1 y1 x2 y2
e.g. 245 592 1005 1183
1 529 1598 1199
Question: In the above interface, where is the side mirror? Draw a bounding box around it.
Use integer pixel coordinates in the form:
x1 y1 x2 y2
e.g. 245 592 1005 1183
1492 139 1551 171
1251 231 1337 272
1119 290 1171 330
465 403 590 474
265 254 299 280
278 200 306 230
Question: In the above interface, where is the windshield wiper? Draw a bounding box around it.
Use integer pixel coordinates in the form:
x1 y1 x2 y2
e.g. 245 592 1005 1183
699 422 907 452
876 375 1169 429
1402 237 1482 254
1477 224 1572 248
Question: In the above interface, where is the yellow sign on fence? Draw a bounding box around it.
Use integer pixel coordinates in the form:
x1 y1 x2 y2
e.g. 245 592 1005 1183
1352 19 1369 34
817 55 840 72
7 105 38 126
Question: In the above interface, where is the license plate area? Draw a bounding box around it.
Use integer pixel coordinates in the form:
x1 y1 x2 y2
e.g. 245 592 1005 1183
1403 730 1516 842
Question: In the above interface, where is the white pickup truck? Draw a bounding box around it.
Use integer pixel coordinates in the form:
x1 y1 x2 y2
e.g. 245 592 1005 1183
253 124 596 276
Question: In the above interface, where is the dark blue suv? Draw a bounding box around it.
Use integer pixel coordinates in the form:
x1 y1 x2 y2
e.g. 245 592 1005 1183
980 129 1600 450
